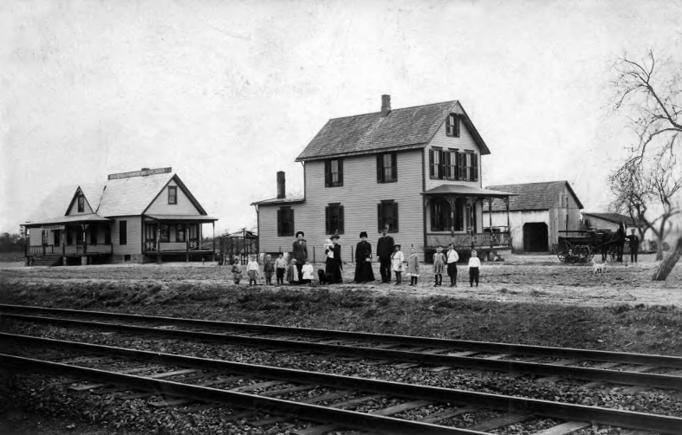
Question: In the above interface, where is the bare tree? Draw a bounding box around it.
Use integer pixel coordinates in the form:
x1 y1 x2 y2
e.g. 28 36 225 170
613 51 682 280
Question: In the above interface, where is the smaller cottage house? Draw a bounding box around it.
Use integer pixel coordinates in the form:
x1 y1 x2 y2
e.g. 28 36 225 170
483 181 583 253
581 212 640 233
22 167 217 266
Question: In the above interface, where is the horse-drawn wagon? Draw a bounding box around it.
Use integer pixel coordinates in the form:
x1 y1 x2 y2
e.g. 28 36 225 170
556 229 621 263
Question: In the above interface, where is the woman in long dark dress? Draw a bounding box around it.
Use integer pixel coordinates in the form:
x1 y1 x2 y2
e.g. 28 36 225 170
326 234 343 283
354 231 375 283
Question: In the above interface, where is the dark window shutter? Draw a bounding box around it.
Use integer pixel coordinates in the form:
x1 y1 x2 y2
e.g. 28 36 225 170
325 206 330 234
429 150 434 177
391 153 397 181
376 154 383 183
392 202 399 232
337 159 344 186
324 160 331 187
438 150 445 179
471 153 478 181
338 205 345 234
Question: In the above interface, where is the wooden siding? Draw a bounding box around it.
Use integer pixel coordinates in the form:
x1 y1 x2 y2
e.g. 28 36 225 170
258 149 425 262
486 210 549 251
145 181 201 215
111 216 142 257
424 117 483 191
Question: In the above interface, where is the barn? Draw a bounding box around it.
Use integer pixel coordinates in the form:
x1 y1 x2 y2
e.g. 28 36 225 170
483 181 584 253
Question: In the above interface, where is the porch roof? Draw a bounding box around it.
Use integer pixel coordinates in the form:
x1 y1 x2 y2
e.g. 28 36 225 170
22 213 112 227
145 214 218 222
423 184 516 198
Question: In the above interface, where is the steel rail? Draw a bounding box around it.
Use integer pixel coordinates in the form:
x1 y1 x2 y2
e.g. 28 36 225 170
1 303 680 369
0 353 479 435
3 313 682 391
2 334 682 433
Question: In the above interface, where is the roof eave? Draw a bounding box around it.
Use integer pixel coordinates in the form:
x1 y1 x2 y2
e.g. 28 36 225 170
296 143 427 162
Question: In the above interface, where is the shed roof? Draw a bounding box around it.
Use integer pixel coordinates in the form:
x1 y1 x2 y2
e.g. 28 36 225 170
582 212 640 227
296 100 490 161
485 181 584 211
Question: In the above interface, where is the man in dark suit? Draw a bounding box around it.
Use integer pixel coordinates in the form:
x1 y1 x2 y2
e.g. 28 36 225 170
628 229 640 263
376 225 394 283
292 231 307 279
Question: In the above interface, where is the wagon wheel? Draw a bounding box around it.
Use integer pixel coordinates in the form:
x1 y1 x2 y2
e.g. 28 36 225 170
573 245 592 263
557 244 570 263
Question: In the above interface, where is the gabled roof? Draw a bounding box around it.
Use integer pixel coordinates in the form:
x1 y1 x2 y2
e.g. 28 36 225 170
97 171 175 216
485 181 584 212
582 212 640 227
25 168 211 223
296 100 490 162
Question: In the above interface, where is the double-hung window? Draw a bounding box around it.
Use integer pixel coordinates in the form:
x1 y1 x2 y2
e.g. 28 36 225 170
429 148 442 179
446 113 460 137
77 195 85 213
277 207 294 237
324 159 343 187
376 152 397 183
168 186 177 204
377 200 399 232
325 203 344 235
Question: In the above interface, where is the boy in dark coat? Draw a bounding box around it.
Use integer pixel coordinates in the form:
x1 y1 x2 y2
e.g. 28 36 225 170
376 225 394 283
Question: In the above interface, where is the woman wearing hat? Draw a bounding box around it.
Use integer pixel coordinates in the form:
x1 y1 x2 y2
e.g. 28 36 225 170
326 234 343 284
292 231 308 280
353 231 375 283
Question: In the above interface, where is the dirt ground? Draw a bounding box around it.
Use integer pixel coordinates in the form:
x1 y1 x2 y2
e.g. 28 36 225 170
1 253 679 308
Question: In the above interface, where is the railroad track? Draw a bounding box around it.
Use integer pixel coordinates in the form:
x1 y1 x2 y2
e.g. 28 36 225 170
2 303 681 392
3 332 682 434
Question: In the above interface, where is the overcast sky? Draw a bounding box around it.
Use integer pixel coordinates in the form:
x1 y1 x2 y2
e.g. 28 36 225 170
2 0 681 234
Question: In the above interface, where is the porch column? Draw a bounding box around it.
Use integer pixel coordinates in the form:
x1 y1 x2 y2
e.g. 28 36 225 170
185 224 189 262
61 229 66 265
81 224 88 265
446 197 457 236
212 222 215 262
505 197 511 248
24 228 29 266
488 198 493 249
156 225 161 264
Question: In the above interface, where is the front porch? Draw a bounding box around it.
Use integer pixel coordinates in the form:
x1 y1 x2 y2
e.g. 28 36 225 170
423 184 515 261
142 214 217 262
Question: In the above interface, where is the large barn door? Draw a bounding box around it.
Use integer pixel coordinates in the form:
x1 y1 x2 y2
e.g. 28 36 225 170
523 222 549 252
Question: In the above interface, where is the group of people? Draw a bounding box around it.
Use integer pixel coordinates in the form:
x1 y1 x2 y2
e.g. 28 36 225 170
602 223 640 263
229 226 483 287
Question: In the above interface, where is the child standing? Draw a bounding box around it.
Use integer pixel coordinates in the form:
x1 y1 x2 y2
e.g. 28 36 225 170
263 254 274 285
468 249 481 287
407 246 420 286
301 259 314 284
446 243 459 287
286 259 299 284
246 255 260 286
231 256 242 285
432 246 445 287
274 253 287 285
391 244 404 285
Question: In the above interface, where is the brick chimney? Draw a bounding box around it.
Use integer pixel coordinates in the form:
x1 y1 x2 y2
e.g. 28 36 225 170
276 171 285 199
381 94 391 116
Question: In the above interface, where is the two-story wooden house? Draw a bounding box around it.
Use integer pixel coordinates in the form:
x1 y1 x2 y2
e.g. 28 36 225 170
22 167 217 266
252 96 514 262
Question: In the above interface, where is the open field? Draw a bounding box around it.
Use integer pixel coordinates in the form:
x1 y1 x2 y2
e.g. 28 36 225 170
1 254 680 433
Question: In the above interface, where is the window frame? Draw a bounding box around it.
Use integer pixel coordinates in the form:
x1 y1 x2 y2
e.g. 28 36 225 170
376 152 398 183
430 198 451 231
175 224 186 243
89 227 97 245
324 158 344 187
377 200 399 233
277 206 295 237
446 113 460 137
325 203 345 235
168 186 177 205
77 195 85 213
159 224 170 243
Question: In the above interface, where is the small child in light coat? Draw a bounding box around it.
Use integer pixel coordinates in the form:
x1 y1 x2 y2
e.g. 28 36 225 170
407 247 420 286
432 246 446 287
246 255 260 286
286 259 299 284
301 259 314 284
391 244 404 284
231 256 243 285
468 249 481 287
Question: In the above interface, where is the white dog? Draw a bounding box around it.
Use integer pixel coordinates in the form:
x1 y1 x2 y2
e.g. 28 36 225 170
592 258 606 274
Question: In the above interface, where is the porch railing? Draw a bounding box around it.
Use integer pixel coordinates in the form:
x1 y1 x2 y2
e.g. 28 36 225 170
28 244 112 256
144 239 207 253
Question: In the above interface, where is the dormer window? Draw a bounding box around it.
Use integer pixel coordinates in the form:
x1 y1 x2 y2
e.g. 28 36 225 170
77 195 85 213
446 113 460 137
168 186 177 204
